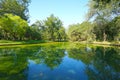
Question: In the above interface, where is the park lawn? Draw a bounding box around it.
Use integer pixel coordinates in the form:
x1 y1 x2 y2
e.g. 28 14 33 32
0 40 120 47
92 41 120 46
0 40 46 46
0 40 22 45
75 41 120 46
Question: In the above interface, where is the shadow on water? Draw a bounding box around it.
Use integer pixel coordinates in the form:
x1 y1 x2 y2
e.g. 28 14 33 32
0 43 119 80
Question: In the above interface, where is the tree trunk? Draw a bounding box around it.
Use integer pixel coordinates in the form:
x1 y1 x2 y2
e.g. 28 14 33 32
103 31 107 41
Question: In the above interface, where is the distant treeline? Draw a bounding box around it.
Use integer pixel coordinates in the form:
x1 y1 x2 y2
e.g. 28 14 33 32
0 0 67 41
68 0 120 42
0 0 120 42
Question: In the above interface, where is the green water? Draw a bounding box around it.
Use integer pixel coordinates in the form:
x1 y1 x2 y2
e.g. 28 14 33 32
0 42 120 80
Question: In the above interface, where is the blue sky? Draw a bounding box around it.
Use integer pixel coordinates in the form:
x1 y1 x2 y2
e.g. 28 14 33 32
29 0 89 29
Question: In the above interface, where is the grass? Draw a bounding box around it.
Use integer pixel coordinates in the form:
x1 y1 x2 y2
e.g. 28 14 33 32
92 41 120 46
0 40 69 49
71 41 120 47
0 40 46 46
0 40 120 47
0 40 68 47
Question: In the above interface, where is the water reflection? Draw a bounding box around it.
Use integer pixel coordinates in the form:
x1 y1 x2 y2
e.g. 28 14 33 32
29 46 65 69
0 48 28 80
0 43 119 80
86 47 120 80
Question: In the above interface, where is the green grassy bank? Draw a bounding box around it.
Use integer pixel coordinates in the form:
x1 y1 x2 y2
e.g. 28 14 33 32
0 40 46 46
0 40 120 47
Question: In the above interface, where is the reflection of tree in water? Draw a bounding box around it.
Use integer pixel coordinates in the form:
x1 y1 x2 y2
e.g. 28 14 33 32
67 45 120 80
0 45 65 79
0 48 29 80
86 47 120 80
68 47 94 64
29 46 65 69
0 46 42 80
0 44 120 80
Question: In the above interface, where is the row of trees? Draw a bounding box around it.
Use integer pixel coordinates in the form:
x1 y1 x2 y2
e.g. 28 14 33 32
87 0 120 41
68 0 120 42
68 16 120 42
0 0 120 42
28 14 67 41
0 14 67 41
0 0 67 41
67 22 95 42
0 14 28 40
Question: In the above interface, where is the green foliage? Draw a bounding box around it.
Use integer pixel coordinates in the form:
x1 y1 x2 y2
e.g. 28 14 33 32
27 15 67 41
93 16 120 41
87 0 120 20
86 0 120 41
0 0 31 20
67 23 80 40
44 14 67 41
68 21 95 42
0 13 67 41
107 16 120 40
0 14 28 40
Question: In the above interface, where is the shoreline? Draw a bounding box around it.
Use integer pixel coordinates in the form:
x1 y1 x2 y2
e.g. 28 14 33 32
92 41 120 46
0 40 120 47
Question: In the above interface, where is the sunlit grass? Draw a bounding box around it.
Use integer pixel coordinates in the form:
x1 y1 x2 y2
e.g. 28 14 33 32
0 40 69 48
0 40 119 49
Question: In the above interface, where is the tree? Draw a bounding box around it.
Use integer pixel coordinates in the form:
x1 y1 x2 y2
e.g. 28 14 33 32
0 14 28 40
87 0 120 41
107 16 120 40
87 0 120 20
0 0 31 20
31 20 46 40
92 16 120 41
58 27 67 41
93 17 109 41
68 22 95 42
44 14 66 41
67 23 80 41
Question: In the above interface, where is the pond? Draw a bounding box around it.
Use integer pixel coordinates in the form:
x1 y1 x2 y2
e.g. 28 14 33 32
0 42 120 80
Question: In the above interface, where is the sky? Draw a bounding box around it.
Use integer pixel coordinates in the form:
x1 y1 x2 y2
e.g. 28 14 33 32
29 0 89 29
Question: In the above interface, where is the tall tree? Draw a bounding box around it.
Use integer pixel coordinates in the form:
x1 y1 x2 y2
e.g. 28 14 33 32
44 14 66 41
0 14 28 40
31 20 45 40
87 0 120 41
0 0 31 20
87 0 120 20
